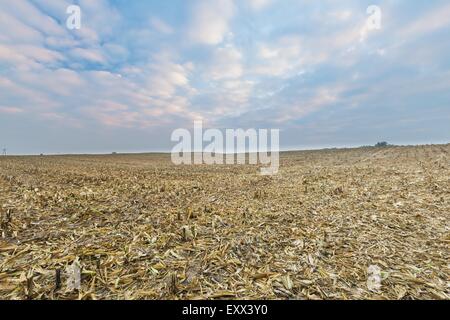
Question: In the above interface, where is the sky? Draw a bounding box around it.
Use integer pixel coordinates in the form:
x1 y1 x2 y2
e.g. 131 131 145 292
0 0 449 154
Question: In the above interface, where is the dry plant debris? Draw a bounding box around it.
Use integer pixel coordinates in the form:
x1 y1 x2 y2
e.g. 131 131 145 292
0 145 449 300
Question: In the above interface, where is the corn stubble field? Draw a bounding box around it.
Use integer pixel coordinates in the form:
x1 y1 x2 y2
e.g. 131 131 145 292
0 145 449 300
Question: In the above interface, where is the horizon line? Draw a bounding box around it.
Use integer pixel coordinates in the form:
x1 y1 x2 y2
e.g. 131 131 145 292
2 142 449 157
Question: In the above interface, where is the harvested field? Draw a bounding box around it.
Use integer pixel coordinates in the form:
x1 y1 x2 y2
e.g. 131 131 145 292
0 145 449 300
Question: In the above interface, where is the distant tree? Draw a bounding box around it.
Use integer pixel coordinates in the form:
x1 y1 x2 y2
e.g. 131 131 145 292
375 141 389 147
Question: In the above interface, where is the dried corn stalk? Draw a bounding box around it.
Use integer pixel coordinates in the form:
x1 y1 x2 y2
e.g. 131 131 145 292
66 258 81 292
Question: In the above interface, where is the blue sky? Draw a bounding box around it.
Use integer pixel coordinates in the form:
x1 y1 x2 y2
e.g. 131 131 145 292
0 0 449 154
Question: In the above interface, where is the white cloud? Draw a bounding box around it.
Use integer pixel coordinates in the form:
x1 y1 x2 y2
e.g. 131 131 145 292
143 57 193 98
15 45 64 63
150 17 174 35
0 106 23 114
70 48 107 64
329 10 353 22
398 3 450 39
246 0 272 11
206 46 243 80
0 10 44 44
187 0 235 45
269 86 343 124
253 37 307 77
77 0 121 37
0 44 61 71
0 0 66 37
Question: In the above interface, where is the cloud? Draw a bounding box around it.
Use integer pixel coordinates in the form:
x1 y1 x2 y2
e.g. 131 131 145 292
187 0 235 45
398 3 450 39
272 86 342 124
205 45 243 80
150 17 174 35
328 10 353 22
1 0 450 153
0 106 23 114
246 0 272 11
0 10 44 44
69 47 107 64
1 0 65 37
17 45 64 63
140 55 194 99
252 36 328 77
77 0 121 37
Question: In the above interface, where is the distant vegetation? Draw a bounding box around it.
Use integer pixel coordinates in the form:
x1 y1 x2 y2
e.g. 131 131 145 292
360 142 393 148
375 141 389 147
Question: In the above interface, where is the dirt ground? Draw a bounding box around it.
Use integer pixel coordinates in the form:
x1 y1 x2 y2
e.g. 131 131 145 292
0 145 449 299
